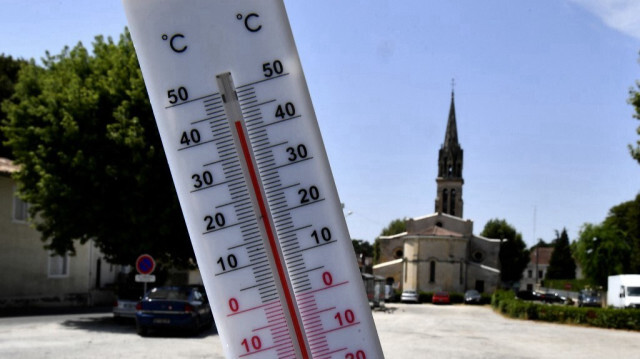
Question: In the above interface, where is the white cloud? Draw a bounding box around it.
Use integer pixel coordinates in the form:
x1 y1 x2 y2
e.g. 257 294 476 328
568 0 640 40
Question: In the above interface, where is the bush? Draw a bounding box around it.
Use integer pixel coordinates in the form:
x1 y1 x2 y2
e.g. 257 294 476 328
418 292 432 303
491 290 640 331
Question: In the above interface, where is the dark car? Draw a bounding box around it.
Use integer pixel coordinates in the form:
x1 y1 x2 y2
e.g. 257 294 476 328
539 292 566 304
516 290 539 301
464 290 482 304
577 290 602 307
135 286 214 336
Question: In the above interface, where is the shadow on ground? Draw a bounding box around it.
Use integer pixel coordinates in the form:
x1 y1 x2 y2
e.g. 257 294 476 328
61 315 218 339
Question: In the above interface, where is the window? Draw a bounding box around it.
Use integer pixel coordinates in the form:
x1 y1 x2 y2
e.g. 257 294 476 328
442 189 448 213
471 250 484 263
13 191 29 222
429 261 436 283
450 189 456 216
49 253 70 277
538 270 543 279
528 270 532 278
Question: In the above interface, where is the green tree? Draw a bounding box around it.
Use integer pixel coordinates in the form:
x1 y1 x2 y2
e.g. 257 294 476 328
352 239 373 258
0 54 27 158
1 32 192 266
629 69 640 165
572 222 629 288
480 219 530 285
373 218 406 263
603 194 640 273
545 229 576 280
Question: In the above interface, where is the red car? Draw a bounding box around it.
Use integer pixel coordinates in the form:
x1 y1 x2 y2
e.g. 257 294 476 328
432 291 450 304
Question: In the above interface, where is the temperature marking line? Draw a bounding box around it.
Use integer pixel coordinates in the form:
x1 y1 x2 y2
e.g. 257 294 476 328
226 301 277 317
164 92 219 109
315 347 348 358
214 259 267 277
296 281 349 297
236 72 290 89
284 240 338 255
251 115 302 130
177 139 216 151
242 99 276 111
308 322 361 338
233 120 309 359
290 265 324 276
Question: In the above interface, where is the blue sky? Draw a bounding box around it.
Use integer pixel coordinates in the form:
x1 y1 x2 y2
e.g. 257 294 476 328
2 1 639 247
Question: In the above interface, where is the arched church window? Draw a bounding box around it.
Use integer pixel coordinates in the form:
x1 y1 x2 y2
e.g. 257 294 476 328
450 189 456 216
442 189 448 213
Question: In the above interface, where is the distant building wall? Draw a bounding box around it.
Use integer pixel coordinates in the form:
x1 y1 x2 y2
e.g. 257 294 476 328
0 170 118 307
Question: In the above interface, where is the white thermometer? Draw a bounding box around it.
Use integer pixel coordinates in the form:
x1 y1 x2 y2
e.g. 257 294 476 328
122 1 384 358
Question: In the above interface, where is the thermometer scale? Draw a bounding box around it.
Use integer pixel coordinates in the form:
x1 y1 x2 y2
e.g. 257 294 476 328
122 0 384 358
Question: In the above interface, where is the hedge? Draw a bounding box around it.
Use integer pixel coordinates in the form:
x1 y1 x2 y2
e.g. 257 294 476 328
491 290 640 331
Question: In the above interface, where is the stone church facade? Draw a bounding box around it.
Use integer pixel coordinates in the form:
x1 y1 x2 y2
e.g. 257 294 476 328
373 92 501 294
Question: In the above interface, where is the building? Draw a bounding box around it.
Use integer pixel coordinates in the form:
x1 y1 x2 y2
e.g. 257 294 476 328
520 247 553 291
0 158 119 307
373 92 501 294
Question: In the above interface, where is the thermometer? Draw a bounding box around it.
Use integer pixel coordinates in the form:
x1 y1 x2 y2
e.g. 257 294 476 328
122 0 384 358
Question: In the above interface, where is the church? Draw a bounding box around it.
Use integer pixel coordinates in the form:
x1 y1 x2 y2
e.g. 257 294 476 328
373 92 501 294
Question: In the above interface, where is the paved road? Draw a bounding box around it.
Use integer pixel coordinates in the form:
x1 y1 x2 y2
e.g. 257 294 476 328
0 303 638 358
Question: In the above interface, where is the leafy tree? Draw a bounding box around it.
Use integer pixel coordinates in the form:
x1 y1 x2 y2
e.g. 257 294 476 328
531 238 552 250
480 219 530 285
603 194 640 273
352 239 373 258
0 54 27 158
572 223 629 288
1 32 192 267
373 218 407 263
380 218 407 236
545 229 576 280
629 70 640 165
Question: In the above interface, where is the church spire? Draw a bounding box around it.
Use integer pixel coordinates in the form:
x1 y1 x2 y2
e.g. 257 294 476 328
443 90 459 149
435 88 464 218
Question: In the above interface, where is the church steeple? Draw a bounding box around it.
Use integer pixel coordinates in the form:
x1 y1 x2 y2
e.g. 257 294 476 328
443 91 459 150
435 90 464 217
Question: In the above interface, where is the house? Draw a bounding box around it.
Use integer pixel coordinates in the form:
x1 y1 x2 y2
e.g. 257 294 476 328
0 158 119 307
373 92 501 294
519 247 553 291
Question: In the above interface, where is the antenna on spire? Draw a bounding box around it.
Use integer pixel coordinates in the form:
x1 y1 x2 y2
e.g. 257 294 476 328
451 78 455 98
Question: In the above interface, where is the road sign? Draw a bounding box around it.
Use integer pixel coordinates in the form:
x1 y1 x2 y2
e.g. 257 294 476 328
135 274 156 283
135 254 156 275
123 0 384 358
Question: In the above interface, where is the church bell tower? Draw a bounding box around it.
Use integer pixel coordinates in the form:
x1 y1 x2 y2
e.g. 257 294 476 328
434 91 464 217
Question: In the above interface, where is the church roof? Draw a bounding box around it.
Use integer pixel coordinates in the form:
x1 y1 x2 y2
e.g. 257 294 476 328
408 225 464 238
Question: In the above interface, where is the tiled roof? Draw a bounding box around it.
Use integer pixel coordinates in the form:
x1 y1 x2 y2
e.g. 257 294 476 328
530 247 553 265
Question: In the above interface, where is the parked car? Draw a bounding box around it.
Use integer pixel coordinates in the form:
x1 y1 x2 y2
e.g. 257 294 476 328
539 292 566 304
516 290 539 301
432 291 450 304
400 290 419 303
577 289 602 308
464 290 482 304
135 286 214 336
113 297 138 321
